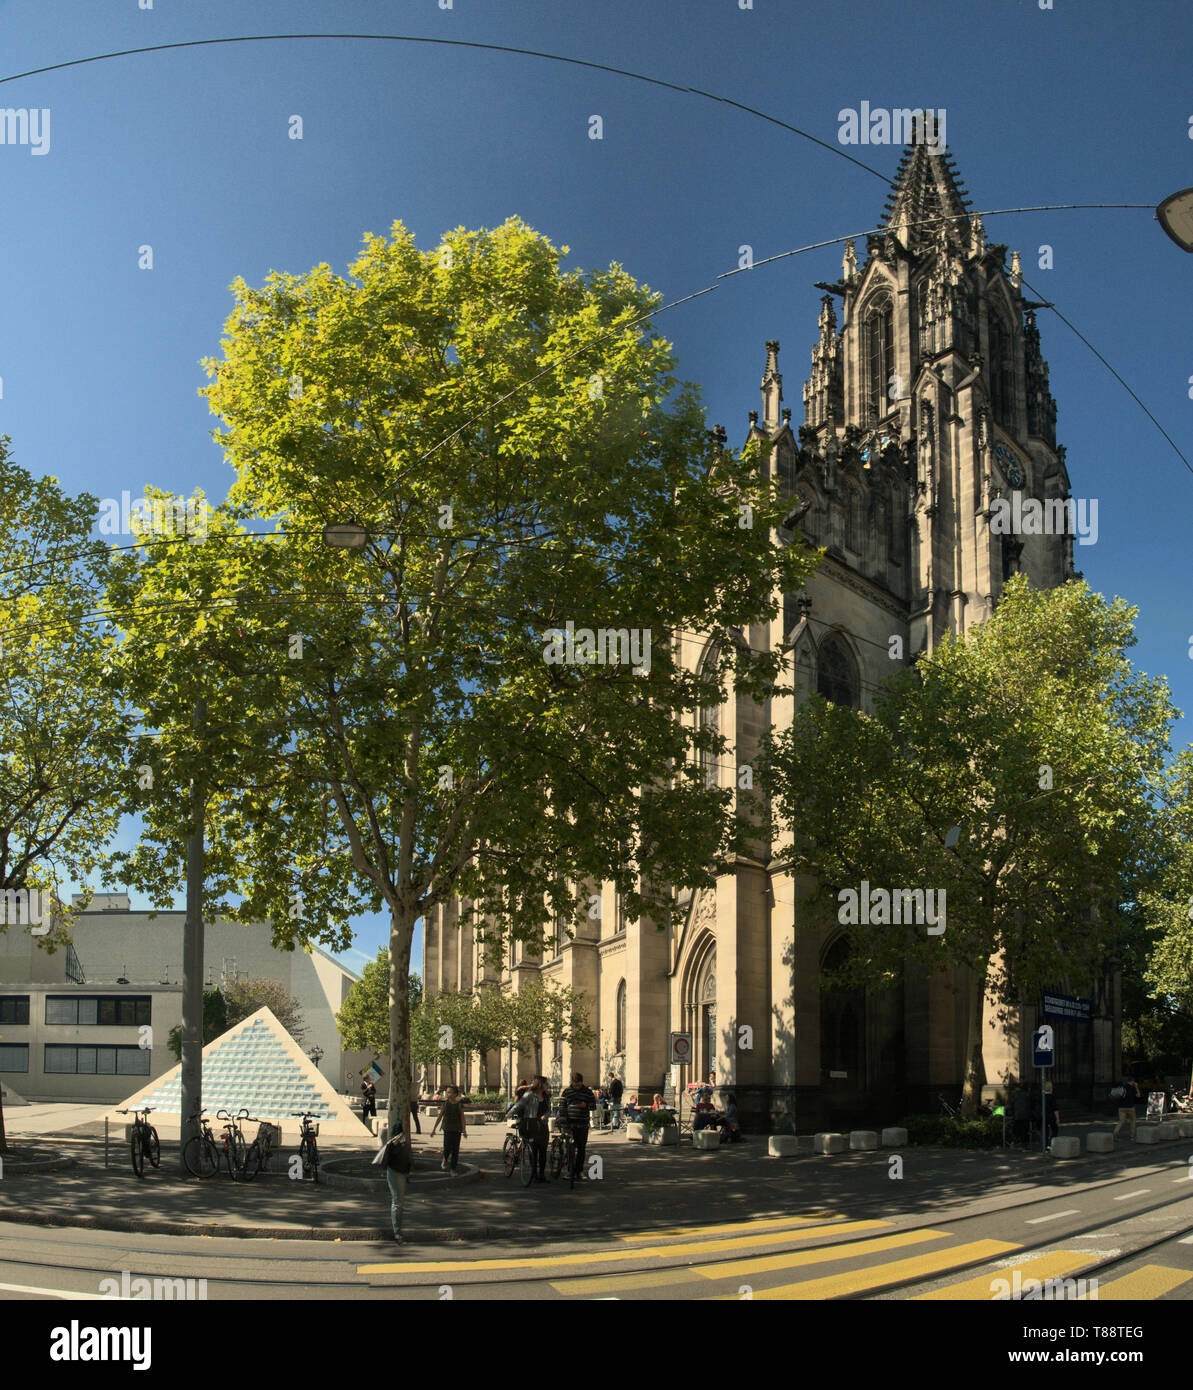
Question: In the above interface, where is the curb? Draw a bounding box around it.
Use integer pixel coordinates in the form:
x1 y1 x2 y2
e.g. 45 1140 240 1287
0 1147 77 1174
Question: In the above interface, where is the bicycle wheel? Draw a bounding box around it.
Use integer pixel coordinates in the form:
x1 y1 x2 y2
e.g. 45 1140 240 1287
183 1136 219 1178
240 1142 261 1182
146 1126 161 1168
502 1133 518 1178
130 1130 145 1178
548 1136 564 1180
519 1139 535 1188
568 1141 578 1191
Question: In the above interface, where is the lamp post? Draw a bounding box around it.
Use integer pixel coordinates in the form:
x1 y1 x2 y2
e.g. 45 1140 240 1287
1156 188 1193 252
309 1043 324 1078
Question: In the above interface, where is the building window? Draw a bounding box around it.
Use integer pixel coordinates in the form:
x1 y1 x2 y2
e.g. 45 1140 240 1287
45 996 152 1027
864 294 894 423
817 635 860 708
44 1045 151 1075
697 644 722 788
616 980 627 1053
0 1043 29 1072
988 310 1014 423
0 996 30 1025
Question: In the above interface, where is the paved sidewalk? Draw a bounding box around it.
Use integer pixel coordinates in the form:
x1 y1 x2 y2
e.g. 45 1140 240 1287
2 1110 1189 1245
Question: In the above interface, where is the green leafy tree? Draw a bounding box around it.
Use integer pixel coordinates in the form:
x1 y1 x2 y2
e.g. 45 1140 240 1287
0 440 129 1151
166 988 229 1060
759 576 1174 1114
188 215 814 1144
222 975 307 1042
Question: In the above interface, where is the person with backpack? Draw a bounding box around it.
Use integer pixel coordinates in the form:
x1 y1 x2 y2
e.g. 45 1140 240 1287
361 1078 377 1129
429 1085 467 1174
607 1072 625 1130
371 1123 413 1244
1111 1074 1141 1139
560 1072 597 1180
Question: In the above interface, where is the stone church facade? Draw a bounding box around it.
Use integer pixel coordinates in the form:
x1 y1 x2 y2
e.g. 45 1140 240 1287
423 125 1120 1128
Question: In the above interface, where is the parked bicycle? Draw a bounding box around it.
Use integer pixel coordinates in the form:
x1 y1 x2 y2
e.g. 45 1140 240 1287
116 1106 160 1178
239 1117 274 1182
502 1119 536 1187
182 1111 222 1179
217 1107 251 1179
291 1111 320 1183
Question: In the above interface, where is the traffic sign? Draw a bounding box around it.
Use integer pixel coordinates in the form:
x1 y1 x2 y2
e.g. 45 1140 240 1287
1032 1024 1054 1068
670 1032 692 1065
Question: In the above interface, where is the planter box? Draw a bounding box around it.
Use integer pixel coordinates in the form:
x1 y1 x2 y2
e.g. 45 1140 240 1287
625 1122 645 1142
648 1125 679 1146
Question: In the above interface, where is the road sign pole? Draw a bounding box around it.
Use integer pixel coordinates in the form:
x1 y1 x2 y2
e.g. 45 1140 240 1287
1042 1067 1048 1156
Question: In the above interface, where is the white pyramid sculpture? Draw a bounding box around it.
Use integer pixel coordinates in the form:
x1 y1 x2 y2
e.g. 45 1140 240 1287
109 1005 369 1140
1 1082 29 1106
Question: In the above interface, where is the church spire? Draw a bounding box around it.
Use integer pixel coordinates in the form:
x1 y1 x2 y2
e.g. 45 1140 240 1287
878 113 973 255
761 340 783 430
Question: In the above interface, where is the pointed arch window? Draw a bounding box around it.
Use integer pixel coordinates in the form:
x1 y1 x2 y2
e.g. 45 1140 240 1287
817 633 860 708
697 644 723 788
988 308 1014 424
615 980 627 1053
864 293 894 424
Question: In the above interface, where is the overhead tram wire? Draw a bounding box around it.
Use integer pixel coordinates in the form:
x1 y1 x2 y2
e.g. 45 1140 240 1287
0 34 1178 477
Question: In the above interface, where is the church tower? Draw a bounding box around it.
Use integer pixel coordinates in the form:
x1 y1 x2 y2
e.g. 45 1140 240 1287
758 112 1074 660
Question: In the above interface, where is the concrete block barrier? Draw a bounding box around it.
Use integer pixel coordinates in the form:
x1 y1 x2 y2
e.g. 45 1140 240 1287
693 1129 720 1150
1085 1132 1115 1153
1176 1119 1193 1139
1049 1136 1080 1158
815 1132 846 1155
625 1122 645 1142
881 1127 908 1147
1135 1125 1164 1144
767 1135 802 1157
849 1130 878 1151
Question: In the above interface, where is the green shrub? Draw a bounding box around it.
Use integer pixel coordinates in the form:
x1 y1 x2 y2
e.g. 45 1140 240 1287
900 1114 1005 1149
639 1109 677 1134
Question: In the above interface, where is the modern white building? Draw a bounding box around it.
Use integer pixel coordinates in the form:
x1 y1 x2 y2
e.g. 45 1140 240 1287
0 892 372 1104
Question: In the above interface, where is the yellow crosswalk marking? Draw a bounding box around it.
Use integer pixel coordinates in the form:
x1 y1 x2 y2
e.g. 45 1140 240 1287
619 1213 839 1241
552 1268 696 1296
553 1223 894 1295
914 1251 1092 1300
1082 1265 1193 1300
698 1229 949 1281
706 1239 1020 1300
358 1223 869 1276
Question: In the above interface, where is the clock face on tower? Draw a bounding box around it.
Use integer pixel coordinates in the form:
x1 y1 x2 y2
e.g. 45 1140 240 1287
994 440 1027 489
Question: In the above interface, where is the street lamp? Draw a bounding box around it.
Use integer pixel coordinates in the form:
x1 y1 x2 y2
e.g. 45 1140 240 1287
1157 188 1193 252
309 1044 324 1068
321 522 370 549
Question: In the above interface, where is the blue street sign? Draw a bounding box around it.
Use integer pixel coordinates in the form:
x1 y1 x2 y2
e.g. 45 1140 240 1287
1032 1024 1054 1068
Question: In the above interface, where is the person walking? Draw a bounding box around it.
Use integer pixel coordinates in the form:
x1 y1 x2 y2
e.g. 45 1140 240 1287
1011 1082 1032 1146
409 1088 422 1135
371 1123 413 1245
1112 1074 1141 1139
560 1072 597 1180
430 1085 467 1174
533 1075 551 1181
361 1078 377 1131
1042 1081 1060 1146
607 1072 624 1130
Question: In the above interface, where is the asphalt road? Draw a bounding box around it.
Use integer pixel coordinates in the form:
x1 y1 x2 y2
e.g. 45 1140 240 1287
4 1147 1193 1302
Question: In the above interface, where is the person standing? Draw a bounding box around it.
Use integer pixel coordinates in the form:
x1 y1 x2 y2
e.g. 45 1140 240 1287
430 1085 467 1174
1042 1081 1060 1146
1112 1074 1141 1139
560 1072 596 1180
533 1075 551 1181
1011 1082 1032 1146
361 1078 377 1131
371 1123 413 1245
409 1089 422 1135
607 1072 624 1130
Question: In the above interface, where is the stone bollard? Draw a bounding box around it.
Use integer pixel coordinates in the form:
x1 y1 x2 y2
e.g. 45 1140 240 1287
881 1127 908 1147
815 1132 846 1155
1135 1125 1164 1144
849 1130 878 1151
1049 1136 1080 1158
693 1129 720 1150
625 1122 645 1142
767 1135 802 1157
1085 1132 1114 1153
1177 1119 1193 1139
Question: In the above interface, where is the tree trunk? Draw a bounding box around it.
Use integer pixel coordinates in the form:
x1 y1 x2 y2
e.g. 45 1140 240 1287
0 1084 7 1154
387 904 417 1145
961 959 989 1116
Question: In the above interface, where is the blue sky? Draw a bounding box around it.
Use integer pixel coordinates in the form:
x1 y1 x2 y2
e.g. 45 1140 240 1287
1 0 1191 976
